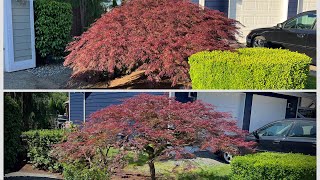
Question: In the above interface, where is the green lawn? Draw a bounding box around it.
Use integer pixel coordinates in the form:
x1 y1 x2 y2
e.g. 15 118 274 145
124 157 231 179
306 75 316 89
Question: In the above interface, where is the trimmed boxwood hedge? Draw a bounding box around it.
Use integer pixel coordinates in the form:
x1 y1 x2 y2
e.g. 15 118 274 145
188 48 311 89
231 152 316 180
22 129 65 172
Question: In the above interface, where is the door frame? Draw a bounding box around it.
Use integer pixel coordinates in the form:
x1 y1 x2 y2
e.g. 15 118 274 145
4 0 36 72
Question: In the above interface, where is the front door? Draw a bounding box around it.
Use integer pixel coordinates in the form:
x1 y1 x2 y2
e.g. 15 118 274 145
4 0 36 72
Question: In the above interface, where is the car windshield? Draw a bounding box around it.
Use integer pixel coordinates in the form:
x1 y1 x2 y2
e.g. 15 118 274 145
284 13 316 30
258 121 293 137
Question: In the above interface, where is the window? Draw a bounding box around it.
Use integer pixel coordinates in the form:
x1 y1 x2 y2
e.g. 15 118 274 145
288 121 316 138
284 13 316 30
258 121 293 137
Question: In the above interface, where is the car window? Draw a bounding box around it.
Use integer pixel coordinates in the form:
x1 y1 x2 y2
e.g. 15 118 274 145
258 121 293 137
288 121 316 138
284 13 316 30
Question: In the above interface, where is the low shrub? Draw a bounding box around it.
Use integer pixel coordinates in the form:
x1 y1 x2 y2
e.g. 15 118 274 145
4 96 23 172
189 48 311 89
34 0 72 60
22 129 66 172
231 152 316 180
177 165 231 180
63 162 109 180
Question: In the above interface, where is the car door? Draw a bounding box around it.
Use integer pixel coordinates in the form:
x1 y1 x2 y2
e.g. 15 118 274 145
275 12 316 55
282 121 316 155
305 21 316 65
255 121 294 152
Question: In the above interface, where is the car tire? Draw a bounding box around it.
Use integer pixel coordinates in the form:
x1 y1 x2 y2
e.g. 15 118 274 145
220 152 233 164
252 36 268 48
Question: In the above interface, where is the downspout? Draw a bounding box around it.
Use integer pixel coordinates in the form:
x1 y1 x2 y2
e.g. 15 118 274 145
199 0 205 9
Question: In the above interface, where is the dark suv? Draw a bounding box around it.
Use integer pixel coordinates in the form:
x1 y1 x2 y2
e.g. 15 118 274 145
246 118 316 156
246 11 316 65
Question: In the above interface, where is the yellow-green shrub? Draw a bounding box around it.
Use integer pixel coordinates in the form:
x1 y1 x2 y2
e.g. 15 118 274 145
231 152 316 180
188 48 311 89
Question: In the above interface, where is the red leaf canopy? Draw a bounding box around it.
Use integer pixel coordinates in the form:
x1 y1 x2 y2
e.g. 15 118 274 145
57 94 254 163
64 0 238 85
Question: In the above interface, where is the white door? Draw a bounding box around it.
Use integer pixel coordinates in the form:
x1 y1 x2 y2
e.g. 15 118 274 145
249 95 287 132
4 0 36 72
229 0 289 43
197 92 246 128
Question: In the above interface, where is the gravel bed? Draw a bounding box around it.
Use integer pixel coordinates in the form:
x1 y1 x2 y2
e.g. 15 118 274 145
26 64 69 78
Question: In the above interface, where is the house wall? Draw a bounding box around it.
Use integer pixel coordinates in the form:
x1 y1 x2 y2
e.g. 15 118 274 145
11 0 32 62
70 92 84 124
301 0 316 12
70 92 165 124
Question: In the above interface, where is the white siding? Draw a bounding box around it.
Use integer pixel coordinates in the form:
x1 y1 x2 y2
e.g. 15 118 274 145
302 0 316 11
11 0 32 62
229 0 288 42
197 92 246 128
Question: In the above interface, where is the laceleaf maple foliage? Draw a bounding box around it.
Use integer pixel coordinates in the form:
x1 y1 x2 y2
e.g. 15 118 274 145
64 0 239 85
53 94 254 179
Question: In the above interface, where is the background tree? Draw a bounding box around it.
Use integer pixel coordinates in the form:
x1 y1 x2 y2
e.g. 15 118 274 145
54 94 255 180
64 0 239 86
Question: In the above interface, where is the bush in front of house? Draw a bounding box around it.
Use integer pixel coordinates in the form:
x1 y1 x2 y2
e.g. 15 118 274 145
64 0 239 86
63 162 109 180
34 0 72 60
22 129 66 172
4 96 23 172
230 152 316 180
189 48 311 89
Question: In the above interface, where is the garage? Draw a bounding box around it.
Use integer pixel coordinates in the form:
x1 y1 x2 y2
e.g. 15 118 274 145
249 95 287 132
229 0 289 42
299 0 317 12
197 92 246 128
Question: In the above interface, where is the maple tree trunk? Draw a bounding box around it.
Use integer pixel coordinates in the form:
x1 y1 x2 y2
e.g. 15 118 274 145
148 160 156 180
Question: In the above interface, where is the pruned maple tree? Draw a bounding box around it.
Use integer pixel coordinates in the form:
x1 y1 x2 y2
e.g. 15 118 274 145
64 0 239 86
53 94 254 179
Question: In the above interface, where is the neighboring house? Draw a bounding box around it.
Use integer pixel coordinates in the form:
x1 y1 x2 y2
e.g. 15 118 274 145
4 0 36 72
68 92 316 132
193 0 316 42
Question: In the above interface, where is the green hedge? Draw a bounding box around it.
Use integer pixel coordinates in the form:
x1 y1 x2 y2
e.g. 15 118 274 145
34 0 72 59
4 96 23 172
231 152 316 180
63 162 109 180
189 48 311 89
22 129 65 172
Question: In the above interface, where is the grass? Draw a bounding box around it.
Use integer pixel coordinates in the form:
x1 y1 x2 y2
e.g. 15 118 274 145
306 75 316 89
124 157 231 179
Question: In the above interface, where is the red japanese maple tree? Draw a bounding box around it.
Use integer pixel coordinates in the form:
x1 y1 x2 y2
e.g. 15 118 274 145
64 0 239 85
54 94 254 179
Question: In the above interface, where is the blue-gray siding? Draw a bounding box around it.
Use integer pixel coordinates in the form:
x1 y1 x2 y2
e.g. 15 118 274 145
191 0 199 4
70 92 84 124
288 0 298 19
205 0 228 16
70 92 165 124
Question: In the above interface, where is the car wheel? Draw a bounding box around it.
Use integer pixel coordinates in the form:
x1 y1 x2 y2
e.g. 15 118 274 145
252 36 268 47
221 152 233 164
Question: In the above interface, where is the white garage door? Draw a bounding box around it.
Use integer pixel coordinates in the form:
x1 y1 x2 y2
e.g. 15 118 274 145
197 92 246 128
302 0 316 12
249 95 287 132
229 0 288 42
